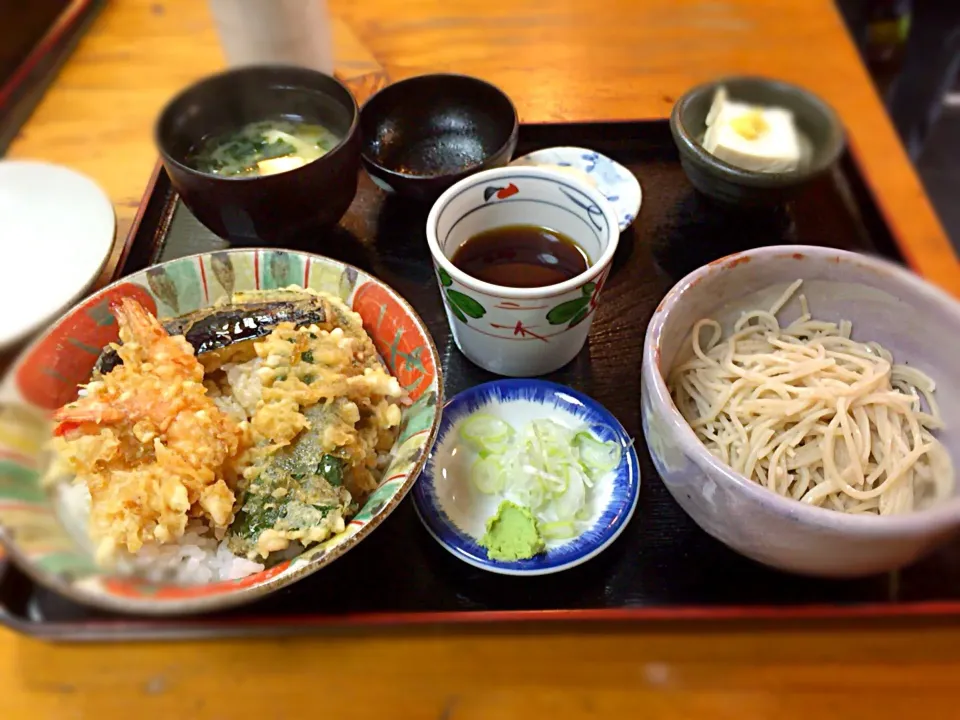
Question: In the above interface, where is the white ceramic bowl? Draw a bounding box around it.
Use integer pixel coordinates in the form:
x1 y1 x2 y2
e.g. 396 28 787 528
426 166 620 377
0 161 115 348
642 245 960 577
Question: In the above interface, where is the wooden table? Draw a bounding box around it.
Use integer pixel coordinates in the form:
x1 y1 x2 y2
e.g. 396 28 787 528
4 0 960 717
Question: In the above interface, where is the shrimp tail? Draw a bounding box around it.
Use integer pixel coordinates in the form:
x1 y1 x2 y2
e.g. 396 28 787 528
53 401 125 435
114 298 166 345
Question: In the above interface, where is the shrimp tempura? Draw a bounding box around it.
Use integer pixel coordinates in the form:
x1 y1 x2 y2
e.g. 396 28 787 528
53 299 250 560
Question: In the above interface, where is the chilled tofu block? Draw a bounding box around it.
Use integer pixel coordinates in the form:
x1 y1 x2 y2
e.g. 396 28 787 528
702 87 801 173
256 155 308 176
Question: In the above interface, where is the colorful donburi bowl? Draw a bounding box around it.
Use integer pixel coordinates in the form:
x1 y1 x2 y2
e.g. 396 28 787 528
426 166 621 377
0 249 442 614
510 146 642 231
413 380 640 575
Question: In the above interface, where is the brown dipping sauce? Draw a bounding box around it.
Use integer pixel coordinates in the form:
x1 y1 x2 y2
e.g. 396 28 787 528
451 224 589 288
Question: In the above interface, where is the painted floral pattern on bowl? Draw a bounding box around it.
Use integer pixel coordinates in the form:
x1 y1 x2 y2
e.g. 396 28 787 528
0 249 443 615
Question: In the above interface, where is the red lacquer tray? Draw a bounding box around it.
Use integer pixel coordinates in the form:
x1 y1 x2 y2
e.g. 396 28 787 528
3 120 959 642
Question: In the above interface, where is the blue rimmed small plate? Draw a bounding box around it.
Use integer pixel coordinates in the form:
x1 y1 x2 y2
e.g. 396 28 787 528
510 146 642 231
412 380 641 575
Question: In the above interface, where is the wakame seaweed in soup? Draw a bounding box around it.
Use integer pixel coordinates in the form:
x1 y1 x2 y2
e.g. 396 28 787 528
188 118 341 177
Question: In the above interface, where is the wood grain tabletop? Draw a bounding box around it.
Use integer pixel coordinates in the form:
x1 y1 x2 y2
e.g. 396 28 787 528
3 0 960 717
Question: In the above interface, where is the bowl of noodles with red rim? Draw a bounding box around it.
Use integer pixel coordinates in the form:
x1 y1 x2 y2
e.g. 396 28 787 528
0 248 442 615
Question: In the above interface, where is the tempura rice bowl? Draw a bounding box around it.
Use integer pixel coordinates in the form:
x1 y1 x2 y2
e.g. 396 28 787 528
0 249 442 614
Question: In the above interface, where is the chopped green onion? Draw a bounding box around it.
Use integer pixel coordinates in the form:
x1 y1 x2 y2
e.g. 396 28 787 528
457 413 624 543
471 456 505 494
460 413 514 453
575 431 622 475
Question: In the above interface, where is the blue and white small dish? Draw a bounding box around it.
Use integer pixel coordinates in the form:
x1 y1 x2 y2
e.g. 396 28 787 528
510 146 642 231
412 379 641 575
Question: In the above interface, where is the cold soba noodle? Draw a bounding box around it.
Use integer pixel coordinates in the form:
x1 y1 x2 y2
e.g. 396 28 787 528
668 280 954 515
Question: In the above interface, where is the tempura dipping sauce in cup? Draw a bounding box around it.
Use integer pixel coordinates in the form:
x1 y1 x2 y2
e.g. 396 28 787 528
426 166 620 376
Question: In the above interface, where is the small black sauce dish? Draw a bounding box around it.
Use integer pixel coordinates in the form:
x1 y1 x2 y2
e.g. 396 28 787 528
359 73 519 203
155 65 360 245
670 76 846 206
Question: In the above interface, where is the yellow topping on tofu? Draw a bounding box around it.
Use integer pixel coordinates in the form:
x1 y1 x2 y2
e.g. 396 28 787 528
730 111 771 141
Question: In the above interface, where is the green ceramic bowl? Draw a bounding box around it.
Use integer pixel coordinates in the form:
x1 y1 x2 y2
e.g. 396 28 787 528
0 249 443 615
669 76 846 205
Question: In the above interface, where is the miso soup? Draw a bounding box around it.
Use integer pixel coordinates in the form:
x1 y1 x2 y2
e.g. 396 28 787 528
188 118 341 178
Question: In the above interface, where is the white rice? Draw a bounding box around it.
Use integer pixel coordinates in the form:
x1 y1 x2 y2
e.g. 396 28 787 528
57 482 265 585
223 359 263 415
206 358 262 422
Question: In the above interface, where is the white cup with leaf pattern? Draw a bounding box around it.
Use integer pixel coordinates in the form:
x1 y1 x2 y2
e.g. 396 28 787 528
426 166 621 376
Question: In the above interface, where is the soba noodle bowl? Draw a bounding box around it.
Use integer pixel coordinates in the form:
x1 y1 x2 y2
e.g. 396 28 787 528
668 280 955 515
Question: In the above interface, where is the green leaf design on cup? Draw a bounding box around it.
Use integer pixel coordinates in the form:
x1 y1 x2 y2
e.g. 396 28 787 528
547 280 598 327
446 290 486 319
447 302 468 323
568 305 591 328
546 296 591 325
435 266 487 324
